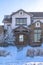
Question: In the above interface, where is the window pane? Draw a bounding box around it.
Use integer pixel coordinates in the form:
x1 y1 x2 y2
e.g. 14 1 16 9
34 30 41 33
34 30 37 33
38 30 41 33
19 35 24 42
34 29 41 42
38 34 41 40
34 34 37 42
16 18 27 25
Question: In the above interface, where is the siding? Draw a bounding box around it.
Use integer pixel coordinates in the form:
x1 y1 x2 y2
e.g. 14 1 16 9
0 26 4 43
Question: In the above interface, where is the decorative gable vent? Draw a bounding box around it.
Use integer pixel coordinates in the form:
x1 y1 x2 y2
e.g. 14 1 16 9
35 21 40 27
19 11 23 15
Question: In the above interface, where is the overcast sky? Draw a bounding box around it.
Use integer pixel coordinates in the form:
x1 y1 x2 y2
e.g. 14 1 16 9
0 0 43 25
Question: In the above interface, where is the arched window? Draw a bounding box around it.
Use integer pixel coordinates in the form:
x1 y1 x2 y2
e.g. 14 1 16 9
35 21 40 27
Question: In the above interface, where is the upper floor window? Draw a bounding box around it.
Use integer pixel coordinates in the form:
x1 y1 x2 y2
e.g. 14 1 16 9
35 22 40 27
15 18 27 25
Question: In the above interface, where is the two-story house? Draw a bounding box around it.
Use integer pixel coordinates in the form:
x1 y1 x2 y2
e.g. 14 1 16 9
2 9 43 46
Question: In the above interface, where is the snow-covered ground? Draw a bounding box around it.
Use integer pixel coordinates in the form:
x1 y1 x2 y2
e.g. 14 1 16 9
0 44 43 65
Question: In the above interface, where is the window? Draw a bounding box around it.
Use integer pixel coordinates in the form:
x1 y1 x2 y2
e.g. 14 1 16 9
15 18 27 25
35 22 40 27
19 35 24 42
34 29 41 42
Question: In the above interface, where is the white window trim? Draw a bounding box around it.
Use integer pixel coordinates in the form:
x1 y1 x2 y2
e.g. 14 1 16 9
35 22 40 27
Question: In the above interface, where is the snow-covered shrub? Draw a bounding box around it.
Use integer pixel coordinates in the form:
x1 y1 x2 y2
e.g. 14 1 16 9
26 49 34 57
26 48 43 57
34 49 40 56
0 42 9 47
34 48 43 56
0 50 10 57
39 49 43 56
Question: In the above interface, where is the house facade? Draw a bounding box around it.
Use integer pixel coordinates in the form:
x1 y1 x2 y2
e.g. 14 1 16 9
2 9 43 46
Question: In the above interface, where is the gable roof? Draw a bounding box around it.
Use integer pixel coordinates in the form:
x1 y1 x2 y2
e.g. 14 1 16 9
11 9 43 17
14 25 31 32
30 12 43 17
29 20 43 27
3 9 43 23
11 9 32 16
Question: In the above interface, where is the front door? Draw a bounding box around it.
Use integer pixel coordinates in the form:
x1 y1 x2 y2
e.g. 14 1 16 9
15 33 29 45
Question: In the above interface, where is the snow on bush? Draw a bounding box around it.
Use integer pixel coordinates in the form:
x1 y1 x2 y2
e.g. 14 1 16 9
26 49 34 57
0 50 10 57
26 48 43 57
0 45 43 65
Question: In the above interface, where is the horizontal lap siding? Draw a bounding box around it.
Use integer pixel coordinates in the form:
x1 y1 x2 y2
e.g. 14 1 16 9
0 26 4 43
